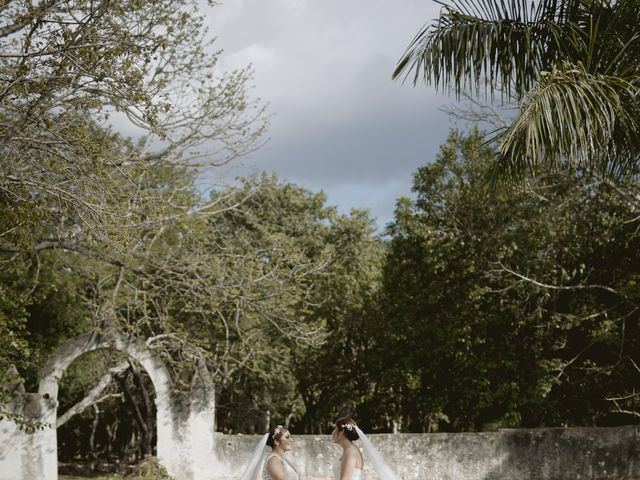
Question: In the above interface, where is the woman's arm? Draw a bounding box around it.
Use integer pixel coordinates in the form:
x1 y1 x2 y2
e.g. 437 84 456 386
265 457 288 480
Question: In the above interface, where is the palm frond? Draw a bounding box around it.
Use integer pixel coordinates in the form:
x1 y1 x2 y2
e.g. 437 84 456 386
396 0 640 180
392 0 561 99
550 0 640 78
492 62 640 180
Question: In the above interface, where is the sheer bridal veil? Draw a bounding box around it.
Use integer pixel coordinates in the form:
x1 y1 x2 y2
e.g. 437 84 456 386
355 425 398 480
240 433 269 480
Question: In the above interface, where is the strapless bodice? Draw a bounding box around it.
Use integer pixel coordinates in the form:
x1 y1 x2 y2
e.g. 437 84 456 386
333 458 363 480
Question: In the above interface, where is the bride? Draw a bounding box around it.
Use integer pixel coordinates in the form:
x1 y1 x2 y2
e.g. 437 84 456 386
262 425 299 480
332 418 363 480
239 424 299 480
332 404 398 480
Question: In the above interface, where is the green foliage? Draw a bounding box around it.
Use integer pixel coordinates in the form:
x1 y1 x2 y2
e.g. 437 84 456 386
0 0 276 447
0 0 267 353
376 129 640 431
291 207 385 433
3 1 639 462
59 457 175 480
205 173 385 433
128 456 174 480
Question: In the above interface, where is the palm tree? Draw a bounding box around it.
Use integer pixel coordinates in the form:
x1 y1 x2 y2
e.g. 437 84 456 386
393 0 640 180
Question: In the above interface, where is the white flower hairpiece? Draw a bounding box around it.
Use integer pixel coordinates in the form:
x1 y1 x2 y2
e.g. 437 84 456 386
272 425 283 439
342 423 355 431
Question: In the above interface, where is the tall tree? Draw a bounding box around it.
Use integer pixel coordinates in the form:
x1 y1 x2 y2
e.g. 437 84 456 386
0 0 270 426
291 208 385 434
203 174 385 434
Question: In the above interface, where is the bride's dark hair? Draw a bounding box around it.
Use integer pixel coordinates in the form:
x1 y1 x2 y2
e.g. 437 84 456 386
333 401 359 441
336 418 359 441
266 424 286 448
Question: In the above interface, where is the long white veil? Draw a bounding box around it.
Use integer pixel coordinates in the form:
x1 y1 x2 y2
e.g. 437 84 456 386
240 433 269 480
354 425 398 480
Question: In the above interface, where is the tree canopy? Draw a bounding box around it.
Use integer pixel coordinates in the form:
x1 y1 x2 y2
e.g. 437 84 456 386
373 129 640 431
3 2 640 471
0 0 266 429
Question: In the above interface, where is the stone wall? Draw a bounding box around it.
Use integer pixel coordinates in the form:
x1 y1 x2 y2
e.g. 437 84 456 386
214 425 640 480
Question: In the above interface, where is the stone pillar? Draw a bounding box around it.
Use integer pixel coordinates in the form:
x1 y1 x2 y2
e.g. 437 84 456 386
156 361 218 480
0 366 57 480
0 410 25 480
181 379 217 479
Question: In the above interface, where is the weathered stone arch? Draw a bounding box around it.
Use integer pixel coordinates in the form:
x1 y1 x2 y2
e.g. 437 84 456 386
0 331 218 480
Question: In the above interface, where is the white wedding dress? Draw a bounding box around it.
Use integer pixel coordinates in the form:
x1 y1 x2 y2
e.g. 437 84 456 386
333 458 363 480
262 454 300 480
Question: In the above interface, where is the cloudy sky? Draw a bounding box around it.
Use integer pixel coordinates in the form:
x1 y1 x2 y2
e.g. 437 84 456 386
203 0 457 229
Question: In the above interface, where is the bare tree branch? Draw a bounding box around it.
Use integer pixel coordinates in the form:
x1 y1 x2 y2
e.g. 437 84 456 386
57 361 129 427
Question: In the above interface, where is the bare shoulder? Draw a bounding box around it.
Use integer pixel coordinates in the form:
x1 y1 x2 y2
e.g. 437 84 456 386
342 446 363 468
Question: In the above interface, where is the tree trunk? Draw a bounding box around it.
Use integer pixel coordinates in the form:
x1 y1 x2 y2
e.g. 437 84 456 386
128 360 155 455
89 404 100 466
116 369 147 460
116 361 155 458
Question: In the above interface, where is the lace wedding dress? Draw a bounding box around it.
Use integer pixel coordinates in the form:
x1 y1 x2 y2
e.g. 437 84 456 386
262 454 300 480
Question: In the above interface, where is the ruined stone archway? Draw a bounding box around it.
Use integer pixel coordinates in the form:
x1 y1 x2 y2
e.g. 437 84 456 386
0 331 218 480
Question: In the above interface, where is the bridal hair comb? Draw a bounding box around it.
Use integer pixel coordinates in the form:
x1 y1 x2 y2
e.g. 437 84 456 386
342 423 355 431
272 425 284 439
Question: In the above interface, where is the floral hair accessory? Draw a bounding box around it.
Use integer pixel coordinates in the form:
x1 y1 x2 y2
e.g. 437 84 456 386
272 425 283 439
342 423 355 431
